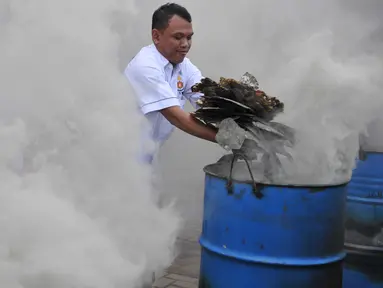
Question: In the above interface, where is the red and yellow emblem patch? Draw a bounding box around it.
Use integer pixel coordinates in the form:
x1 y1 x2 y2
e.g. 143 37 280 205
177 75 183 90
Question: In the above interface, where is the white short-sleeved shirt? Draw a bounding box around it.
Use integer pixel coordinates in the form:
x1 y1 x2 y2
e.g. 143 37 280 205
124 44 203 163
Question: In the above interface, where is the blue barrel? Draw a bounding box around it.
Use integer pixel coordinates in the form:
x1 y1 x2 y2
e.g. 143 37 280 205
343 151 383 288
345 151 383 227
343 244 383 288
199 160 348 288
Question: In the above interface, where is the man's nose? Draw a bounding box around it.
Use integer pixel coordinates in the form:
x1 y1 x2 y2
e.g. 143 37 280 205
180 38 188 48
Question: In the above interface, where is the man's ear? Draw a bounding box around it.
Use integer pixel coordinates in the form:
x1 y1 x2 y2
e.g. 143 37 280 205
152 29 161 45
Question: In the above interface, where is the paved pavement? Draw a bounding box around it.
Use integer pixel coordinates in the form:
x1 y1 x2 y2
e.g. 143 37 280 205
152 224 201 288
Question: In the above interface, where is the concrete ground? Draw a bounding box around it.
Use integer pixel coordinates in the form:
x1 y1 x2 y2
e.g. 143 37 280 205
152 224 202 288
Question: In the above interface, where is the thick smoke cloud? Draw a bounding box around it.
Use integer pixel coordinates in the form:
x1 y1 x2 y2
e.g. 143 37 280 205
0 0 382 287
0 0 179 287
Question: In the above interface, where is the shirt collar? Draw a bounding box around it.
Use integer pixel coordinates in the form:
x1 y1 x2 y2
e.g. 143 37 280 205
150 44 183 71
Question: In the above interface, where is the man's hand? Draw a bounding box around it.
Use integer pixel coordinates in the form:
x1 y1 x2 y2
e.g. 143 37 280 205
160 106 217 143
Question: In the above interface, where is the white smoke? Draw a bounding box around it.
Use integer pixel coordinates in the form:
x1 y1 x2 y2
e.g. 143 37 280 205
274 29 383 184
0 0 180 287
1 0 383 286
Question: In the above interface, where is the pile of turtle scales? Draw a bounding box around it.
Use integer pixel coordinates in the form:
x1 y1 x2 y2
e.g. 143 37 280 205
191 73 295 192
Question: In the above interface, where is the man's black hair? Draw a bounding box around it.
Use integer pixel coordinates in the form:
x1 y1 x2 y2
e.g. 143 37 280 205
152 3 192 30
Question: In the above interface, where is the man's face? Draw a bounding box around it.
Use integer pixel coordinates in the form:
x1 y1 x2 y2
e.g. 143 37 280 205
152 15 194 64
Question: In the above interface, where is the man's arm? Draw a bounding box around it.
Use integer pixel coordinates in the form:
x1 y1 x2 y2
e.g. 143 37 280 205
161 106 217 142
125 64 217 143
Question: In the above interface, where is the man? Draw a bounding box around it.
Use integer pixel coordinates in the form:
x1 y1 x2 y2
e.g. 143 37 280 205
125 2 217 165
125 3 219 287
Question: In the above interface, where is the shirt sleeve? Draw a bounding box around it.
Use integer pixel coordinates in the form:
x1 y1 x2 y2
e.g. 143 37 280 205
182 61 204 110
124 64 181 115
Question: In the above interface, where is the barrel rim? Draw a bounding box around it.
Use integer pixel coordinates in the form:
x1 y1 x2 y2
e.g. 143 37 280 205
362 149 383 154
359 150 383 154
203 163 350 188
345 242 383 254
